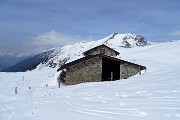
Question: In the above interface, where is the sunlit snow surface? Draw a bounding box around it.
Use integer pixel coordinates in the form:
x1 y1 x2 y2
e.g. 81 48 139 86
1 41 180 120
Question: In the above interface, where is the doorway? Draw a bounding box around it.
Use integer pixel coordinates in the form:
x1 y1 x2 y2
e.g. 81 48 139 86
101 58 120 81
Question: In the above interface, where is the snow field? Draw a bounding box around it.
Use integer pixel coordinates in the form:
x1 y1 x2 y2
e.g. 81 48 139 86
1 40 180 120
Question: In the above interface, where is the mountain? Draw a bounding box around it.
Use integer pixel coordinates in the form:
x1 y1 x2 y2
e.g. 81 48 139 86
1 49 56 72
0 64 4 70
104 33 149 48
36 33 150 70
0 55 26 70
1 33 149 72
0 50 28 70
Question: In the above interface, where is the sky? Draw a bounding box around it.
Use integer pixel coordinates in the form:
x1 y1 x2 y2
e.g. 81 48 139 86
0 0 180 54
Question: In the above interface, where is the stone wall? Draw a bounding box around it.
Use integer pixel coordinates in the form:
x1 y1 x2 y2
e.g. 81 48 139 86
120 63 141 79
65 56 102 85
88 46 117 57
63 55 144 85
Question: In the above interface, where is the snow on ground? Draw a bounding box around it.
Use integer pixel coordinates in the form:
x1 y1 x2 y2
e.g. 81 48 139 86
1 41 180 120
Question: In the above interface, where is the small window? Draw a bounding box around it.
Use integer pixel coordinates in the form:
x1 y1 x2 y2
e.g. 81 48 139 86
100 49 105 54
67 68 69 70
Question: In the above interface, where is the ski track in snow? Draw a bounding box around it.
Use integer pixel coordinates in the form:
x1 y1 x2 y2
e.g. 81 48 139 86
1 40 180 120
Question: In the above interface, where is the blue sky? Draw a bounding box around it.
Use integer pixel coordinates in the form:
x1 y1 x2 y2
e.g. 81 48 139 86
0 0 180 54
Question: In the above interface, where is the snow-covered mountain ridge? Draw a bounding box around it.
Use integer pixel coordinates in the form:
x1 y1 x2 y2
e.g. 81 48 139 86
37 33 149 70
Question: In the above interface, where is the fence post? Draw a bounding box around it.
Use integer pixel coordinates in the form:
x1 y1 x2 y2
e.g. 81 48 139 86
111 72 113 81
15 87 17 94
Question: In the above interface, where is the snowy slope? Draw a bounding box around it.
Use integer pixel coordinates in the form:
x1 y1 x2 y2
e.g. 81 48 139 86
37 33 149 70
1 40 180 120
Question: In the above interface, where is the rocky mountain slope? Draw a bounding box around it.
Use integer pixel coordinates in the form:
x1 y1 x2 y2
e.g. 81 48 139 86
1 33 149 72
0 55 26 70
37 33 150 70
1 49 56 72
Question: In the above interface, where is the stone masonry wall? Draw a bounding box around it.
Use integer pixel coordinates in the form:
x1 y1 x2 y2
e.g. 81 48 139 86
65 56 102 85
88 46 117 57
120 63 140 79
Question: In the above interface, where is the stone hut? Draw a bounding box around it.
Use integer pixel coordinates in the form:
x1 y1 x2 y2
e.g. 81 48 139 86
57 44 146 85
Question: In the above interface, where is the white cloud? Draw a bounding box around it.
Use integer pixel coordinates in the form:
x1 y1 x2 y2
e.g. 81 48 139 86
27 30 78 47
24 30 91 53
0 50 17 56
169 30 180 36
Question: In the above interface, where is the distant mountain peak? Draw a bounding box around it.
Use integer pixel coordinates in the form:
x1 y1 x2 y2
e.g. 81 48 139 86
103 33 150 48
1 49 56 72
35 33 150 70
